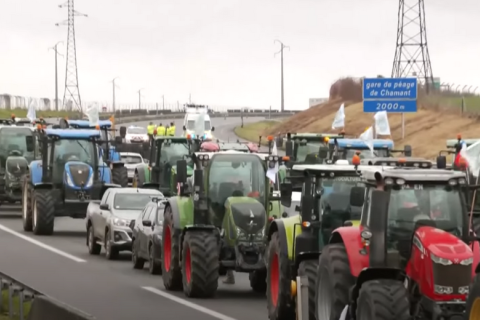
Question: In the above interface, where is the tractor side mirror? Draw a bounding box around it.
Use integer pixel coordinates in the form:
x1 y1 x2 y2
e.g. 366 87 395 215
350 186 365 207
280 182 292 207
176 159 188 185
211 127 215 132
142 220 152 227
318 146 329 159
285 140 293 157
25 136 34 152
404 145 412 157
436 155 446 169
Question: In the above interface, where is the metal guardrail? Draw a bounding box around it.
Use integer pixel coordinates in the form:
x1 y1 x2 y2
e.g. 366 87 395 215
0 272 39 320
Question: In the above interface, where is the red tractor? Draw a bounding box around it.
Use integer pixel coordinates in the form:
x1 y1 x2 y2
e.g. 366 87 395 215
308 166 480 320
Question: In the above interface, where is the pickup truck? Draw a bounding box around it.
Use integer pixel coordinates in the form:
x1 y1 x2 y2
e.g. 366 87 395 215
85 187 163 260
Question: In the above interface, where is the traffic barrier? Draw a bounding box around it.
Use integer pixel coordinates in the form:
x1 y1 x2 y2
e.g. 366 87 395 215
27 295 96 320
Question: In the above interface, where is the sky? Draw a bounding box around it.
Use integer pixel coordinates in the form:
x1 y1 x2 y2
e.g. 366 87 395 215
1 0 479 111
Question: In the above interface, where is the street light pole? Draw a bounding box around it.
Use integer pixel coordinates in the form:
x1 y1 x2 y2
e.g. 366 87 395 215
111 77 119 113
274 40 289 112
49 41 63 111
137 88 144 110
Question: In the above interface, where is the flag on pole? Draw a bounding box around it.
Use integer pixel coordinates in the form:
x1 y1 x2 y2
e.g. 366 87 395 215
331 103 345 129
460 140 480 177
86 103 100 126
26 98 37 122
359 126 374 156
266 140 279 183
374 111 391 135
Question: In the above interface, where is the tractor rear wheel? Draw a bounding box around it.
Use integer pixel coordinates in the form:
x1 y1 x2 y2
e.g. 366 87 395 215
32 190 55 235
466 274 480 320
112 166 128 187
181 231 219 298
315 243 355 320
298 260 318 320
267 232 295 320
162 206 182 290
356 279 410 320
22 178 32 232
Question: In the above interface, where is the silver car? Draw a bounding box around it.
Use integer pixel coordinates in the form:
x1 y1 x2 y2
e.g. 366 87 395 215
119 152 146 183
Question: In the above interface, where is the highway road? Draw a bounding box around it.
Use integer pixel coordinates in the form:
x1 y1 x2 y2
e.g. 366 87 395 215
0 116 275 320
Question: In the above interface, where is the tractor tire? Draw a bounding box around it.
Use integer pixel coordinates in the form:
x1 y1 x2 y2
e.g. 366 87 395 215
32 190 55 235
466 274 480 320
120 126 127 138
22 178 33 232
162 206 182 290
298 260 318 320
132 239 146 269
356 279 410 320
315 243 355 320
249 269 267 293
267 232 295 320
181 231 219 298
112 166 128 187
276 136 283 148
114 136 122 145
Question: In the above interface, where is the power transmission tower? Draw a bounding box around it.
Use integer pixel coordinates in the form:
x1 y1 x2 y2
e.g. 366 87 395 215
274 40 289 112
56 0 87 111
391 0 434 92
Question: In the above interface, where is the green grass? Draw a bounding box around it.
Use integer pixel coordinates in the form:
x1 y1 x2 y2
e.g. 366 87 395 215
234 121 279 144
422 94 480 112
0 290 31 320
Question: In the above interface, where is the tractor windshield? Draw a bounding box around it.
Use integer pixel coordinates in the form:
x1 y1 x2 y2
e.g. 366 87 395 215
51 139 95 166
0 127 36 164
208 154 266 205
386 184 465 241
296 142 322 162
320 176 364 220
159 143 189 165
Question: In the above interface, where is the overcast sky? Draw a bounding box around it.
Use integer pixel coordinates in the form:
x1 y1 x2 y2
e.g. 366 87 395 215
1 0 479 110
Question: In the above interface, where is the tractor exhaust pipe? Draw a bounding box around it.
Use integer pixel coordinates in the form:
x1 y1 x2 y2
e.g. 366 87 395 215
193 169 209 225
368 190 389 267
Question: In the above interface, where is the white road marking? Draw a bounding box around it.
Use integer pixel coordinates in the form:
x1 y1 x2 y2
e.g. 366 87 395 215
142 286 238 320
0 224 87 263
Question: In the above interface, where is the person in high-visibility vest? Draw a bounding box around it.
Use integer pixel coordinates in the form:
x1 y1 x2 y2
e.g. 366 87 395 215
167 122 175 136
156 123 166 136
147 122 156 142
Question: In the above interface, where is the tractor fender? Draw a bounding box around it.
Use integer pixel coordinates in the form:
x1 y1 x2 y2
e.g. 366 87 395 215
474 241 480 274
29 160 43 185
166 197 183 234
109 149 121 162
33 183 53 190
98 165 112 183
329 227 368 277
267 214 301 261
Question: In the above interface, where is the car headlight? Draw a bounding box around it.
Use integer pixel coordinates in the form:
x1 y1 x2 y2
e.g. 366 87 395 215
113 218 130 227
430 252 452 265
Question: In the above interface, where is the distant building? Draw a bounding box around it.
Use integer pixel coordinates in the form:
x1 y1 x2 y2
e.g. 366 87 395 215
309 98 328 108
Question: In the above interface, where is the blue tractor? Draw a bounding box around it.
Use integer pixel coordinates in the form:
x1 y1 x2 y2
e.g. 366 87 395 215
22 129 119 235
57 119 129 187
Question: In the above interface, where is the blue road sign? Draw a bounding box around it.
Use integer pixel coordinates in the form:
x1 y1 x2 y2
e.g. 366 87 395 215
363 100 417 113
363 78 417 100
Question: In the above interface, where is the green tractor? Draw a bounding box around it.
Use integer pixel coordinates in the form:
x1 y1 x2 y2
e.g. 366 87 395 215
161 150 285 297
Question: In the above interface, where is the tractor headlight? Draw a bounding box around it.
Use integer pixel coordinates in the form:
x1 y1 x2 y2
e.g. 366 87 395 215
85 172 93 188
460 257 473 265
113 218 129 227
430 252 452 265
236 227 247 239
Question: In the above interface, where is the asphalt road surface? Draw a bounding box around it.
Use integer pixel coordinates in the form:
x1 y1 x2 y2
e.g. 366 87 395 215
0 116 275 320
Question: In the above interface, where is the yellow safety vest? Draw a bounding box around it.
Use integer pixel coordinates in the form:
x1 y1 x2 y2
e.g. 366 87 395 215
147 125 155 135
167 126 175 136
156 126 166 136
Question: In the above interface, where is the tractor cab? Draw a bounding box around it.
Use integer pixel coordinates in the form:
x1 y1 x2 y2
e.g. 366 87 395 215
309 166 477 320
284 133 342 164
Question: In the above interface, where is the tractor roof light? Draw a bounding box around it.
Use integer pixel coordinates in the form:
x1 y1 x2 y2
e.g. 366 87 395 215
302 221 311 228
186 134 191 140
398 158 406 164
324 137 330 143
267 135 274 141
282 156 290 161
457 133 462 140
95 125 100 130
36 124 42 130
352 155 361 166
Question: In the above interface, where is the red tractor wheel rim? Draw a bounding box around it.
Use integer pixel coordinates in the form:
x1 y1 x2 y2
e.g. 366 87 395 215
164 226 172 272
185 247 192 283
270 253 279 307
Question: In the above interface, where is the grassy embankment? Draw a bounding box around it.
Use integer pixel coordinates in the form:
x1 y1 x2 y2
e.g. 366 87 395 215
233 121 281 146
0 290 31 320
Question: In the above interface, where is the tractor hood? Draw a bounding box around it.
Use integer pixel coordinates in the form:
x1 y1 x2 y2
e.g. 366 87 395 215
64 161 93 187
225 197 266 233
5 156 28 178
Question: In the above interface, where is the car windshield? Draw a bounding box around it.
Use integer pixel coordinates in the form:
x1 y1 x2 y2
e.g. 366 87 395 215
296 142 322 162
0 127 36 163
127 128 146 134
114 193 156 210
209 154 266 204
52 139 95 166
344 148 389 159
187 120 195 130
159 143 189 165
121 155 142 164
204 120 211 130
386 184 465 239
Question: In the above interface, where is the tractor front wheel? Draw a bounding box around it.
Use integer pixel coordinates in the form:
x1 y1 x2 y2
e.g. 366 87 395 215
266 232 294 320
181 231 219 298
356 279 410 320
298 260 318 320
112 166 128 187
466 274 480 320
162 206 182 290
32 190 55 235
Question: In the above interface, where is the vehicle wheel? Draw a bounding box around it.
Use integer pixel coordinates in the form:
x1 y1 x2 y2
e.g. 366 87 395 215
162 206 182 290
105 230 118 260
181 231 219 298
112 166 128 187
466 274 480 320
315 243 355 320
297 260 318 320
267 232 295 320
249 269 267 293
22 178 33 232
356 279 410 320
87 224 101 255
132 239 145 269
149 243 162 275
32 190 55 235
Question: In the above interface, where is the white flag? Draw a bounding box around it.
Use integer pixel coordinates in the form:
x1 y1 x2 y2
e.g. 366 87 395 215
374 111 391 135
266 140 279 183
331 103 345 129
86 103 100 126
460 141 480 177
359 126 374 156
26 98 37 121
